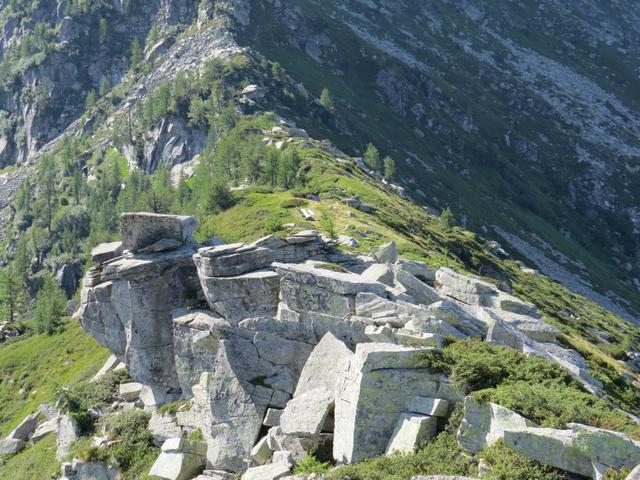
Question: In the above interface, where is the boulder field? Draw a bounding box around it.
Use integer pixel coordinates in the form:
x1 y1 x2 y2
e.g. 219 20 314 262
5 212 636 480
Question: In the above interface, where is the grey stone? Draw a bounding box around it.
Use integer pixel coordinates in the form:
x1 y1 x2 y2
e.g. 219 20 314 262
394 266 441 306
250 436 273 465
91 355 121 382
91 241 124 263
193 247 274 277
334 343 458 463
70 459 119 480
148 438 207 480
374 242 398 264
427 300 486 337
149 412 183 446
32 417 59 442
435 268 497 306
197 270 280 323
361 263 395 286
406 397 450 417
294 332 352 398
137 238 183 254
280 388 334 437
264 408 284 427
457 396 536 453
121 212 197 252
119 382 143 402
56 415 79 460
242 462 290 480
386 414 437 454
0 438 25 455
7 412 39 441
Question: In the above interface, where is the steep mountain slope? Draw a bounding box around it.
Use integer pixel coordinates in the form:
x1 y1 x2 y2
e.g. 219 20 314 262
236 0 640 319
1 0 638 318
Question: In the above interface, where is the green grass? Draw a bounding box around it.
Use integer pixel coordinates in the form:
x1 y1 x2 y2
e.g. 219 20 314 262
0 320 108 436
0 434 59 480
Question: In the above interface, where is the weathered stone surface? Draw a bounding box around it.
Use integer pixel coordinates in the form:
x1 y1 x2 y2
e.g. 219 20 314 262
280 388 334 437
386 414 437 454
395 260 437 282
361 263 395 286
427 301 486 337
264 408 284 427
193 246 274 277
435 268 497 306
148 437 207 480
294 332 352 397
121 212 197 252
32 417 59 442
78 246 200 389
91 354 122 382
138 238 183 254
503 427 592 477
250 435 273 465
198 270 280 323
56 415 79 460
91 242 124 263
119 382 143 402
334 343 457 463
395 266 441 306
242 462 290 480
457 396 536 453
66 459 119 480
7 412 39 441
0 438 24 455
375 242 398 264
406 397 450 417
355 293 411 327
275 262 387 297
486 316 602 394
149 412 182 446
569 423 640 471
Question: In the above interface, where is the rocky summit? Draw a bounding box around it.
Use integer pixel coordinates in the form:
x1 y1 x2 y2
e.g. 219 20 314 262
3 212 618 479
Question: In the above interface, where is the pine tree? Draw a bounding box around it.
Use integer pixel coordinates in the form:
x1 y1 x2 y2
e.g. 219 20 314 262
85 89 96 110
33 276 66 335
319 87 335 112
364 143 382 173
383 156 395 181
130 38 142 70
439 207 457 230
98 18 108 42
99 77 109 97
37 154 57 234
0 266 26 324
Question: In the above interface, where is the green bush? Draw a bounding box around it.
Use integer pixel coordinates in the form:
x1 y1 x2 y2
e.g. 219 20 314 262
280 198 307 209
293 452 332 475
481 441 566 480
325 433 475 480
415 340 640 437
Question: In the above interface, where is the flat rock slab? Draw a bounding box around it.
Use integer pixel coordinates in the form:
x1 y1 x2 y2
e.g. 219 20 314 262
386 414 437 454
242 462 290 480
275 262 387 297
121 212 197 252
457 396 536 453
91 241 124 263
280 387 334 437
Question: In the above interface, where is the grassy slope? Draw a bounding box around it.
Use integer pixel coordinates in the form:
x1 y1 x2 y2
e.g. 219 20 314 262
198 145 640 414
0 321 108 436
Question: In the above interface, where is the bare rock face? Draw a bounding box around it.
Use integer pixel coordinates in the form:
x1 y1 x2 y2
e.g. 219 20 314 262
78 245 202 388
121 212 198 252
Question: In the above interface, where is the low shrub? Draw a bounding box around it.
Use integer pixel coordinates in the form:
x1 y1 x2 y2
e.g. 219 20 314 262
480 441 566 480
293 452 332 475
280 198 307 209
324 432 475 480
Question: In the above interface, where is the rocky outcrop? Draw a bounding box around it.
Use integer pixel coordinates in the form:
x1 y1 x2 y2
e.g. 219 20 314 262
75 220 620 477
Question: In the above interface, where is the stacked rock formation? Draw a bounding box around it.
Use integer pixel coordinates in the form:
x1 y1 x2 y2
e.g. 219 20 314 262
68 213 640 480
